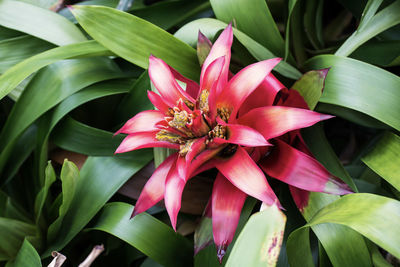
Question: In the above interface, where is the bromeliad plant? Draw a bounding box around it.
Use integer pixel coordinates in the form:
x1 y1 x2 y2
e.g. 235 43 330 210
115 25 352 260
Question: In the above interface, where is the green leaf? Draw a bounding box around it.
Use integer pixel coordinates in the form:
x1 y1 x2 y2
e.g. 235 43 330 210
0 0 86 46
0 218 37 260
288 193 400 267
0 35 54 74
350 40 400 67
132 0 211 30
358 0 383 32
0 57 123 180
44 154 152 256
0 40 111 101
175 18 302 80
210 0 284 57
70 5 200 80
34 162 56 223
298 125 373 267
362 132 400 192
7 239 41 267
305 55 400 131
226 204 286 267
52 117 123 156
335 0 400 56
304 0 324 49
284 0 299 61
292 69 328 110
89 202 193 267
47 160 79 243
36 78 133 180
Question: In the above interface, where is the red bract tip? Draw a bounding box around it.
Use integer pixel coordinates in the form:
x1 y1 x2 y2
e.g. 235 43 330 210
216 244 227 264
66 5 74 10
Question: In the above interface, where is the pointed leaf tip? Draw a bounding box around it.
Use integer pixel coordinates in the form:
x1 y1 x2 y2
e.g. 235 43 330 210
217 244 228 263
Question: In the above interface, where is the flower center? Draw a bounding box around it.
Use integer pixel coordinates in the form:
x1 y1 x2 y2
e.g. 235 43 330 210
155 98 230 157
217 107 230 122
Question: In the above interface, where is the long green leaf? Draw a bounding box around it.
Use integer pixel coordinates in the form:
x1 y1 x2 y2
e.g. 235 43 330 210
210 0 284 57
44 153 152 256
362 132 400 192
351 40 400 67
70 5 200 80
0 40 111 101
358 0 383 32
90 202 192 267
47 160 80 243
336 0 400 56
36 78 133 177
34 162 56 224
287 193 400 267
0 0 86 46
305 55 400 131
0 35 54 74
299 125 373 267
52 116 123 156
226 204 286 267
175 18 301 79
0 57 123 179
0 218 37 260
7 239 41 267
132 0 211 30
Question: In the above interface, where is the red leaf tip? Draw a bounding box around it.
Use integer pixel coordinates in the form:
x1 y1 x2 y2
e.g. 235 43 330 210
320 67 330 77
216 244 228 264
130 208 139 219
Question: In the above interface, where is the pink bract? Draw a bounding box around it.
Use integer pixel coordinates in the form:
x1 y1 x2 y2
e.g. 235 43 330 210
115 24 352 262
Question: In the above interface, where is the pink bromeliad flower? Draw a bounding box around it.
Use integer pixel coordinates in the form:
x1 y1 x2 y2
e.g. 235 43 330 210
115 25 352 261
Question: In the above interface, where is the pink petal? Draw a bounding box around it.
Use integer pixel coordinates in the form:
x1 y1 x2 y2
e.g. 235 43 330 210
212 173 247 263
114 110 164 135
282 89 310 109
115 131 179 153
197 31 213 67
260 140 353 194
199 56 225 95
237 106 333 140
164 161 186 231
239 73 286 116
131 153 178 217
216 58 282 121
213 119 271 147
200 25 233 94
147 90 170 114
169 66 200 99
148 56 195 107
215 146 279 206
289 186 310 213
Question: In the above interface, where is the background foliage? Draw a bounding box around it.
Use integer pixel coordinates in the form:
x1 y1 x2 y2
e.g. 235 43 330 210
0 0 399 266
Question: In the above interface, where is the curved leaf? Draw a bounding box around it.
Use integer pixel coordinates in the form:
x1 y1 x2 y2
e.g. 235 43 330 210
7 239 41 267
210 0 284 57
51 116 123 156
306 55 400 131
0 35 54 74
0 218 37 260
287 193 400 266
0 40 111 101
362 132 400 191
0 58 123 178
336 0 400 56
44 153 153 256
0 0 86 46
70 5 200 80
89 202 193 267
225 204 286 267
175 18 301 79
